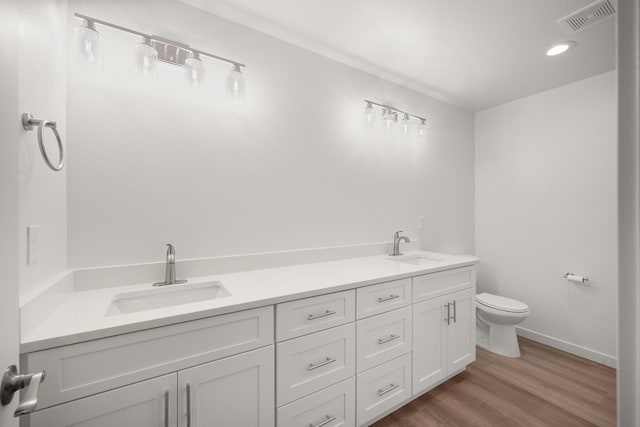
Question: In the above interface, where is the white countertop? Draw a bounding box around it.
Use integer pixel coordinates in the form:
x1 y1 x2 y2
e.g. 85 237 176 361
21 251 477 353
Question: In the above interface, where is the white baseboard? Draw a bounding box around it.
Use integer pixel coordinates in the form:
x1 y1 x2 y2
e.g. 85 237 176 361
516 326 617 369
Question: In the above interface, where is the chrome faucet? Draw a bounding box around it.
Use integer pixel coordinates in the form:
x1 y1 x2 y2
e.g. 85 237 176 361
153 243 187 287
390 231 410 256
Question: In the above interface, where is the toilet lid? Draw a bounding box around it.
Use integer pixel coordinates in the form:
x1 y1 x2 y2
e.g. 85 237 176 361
476 293 529 313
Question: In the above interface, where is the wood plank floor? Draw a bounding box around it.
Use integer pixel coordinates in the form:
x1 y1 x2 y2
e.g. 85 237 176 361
373 338 616 427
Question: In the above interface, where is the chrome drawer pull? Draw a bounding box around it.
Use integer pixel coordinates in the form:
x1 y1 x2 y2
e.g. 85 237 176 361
378 334 400 344
307 310 337 320
452 300 457 323
308 357 337 371
444 303 451 325
377 294 400 303
186 383 191 427
378 383 400 397
309 414 337 427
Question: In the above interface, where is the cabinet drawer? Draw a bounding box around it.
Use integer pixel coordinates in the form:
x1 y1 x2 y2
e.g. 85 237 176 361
356 279 411 319
276 323 355 406
356 306 412 373
356 353 412 426
276 290 355 341
25 305 274 409
28 373 177 427
277 377 355 427
413 267 475 303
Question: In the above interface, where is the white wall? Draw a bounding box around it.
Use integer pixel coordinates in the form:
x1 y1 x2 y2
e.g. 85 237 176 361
617 0 640 422
18 0 68 301
66 0 475 268
475 71 617 365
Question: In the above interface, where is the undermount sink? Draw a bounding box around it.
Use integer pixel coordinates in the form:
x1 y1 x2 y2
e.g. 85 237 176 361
387 254 446 266
106 280 230 316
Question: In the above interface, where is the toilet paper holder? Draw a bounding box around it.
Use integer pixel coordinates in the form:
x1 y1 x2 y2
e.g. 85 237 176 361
562 272 589 283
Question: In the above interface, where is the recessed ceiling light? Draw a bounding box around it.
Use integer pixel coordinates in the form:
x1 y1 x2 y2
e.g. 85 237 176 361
546 41 577 56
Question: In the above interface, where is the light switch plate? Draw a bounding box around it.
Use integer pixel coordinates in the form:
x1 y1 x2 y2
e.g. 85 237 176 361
418 216 425 231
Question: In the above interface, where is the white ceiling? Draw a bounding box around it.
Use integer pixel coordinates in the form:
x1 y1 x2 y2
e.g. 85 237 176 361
180 0 616 111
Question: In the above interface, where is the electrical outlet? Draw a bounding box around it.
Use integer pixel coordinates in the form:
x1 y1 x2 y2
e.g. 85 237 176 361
27 225 40 264
418 216 425 231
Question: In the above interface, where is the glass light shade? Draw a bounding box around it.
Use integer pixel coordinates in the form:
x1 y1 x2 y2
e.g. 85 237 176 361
75 22 103 68
417 119 427 143
401 113 412 136
134 42 158 80
227 65 245 98
382 109 397 133
364 102 376 127
185 57 205 88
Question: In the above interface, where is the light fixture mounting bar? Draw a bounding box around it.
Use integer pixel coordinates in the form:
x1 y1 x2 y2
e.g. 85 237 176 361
73 13 246 68
364 99 425 121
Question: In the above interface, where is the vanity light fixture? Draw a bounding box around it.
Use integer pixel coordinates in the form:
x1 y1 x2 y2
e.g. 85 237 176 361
75 18 102 68
417 119 427 144
364 101 376 127
74 13 246 96
364 100 427 142
134 37 158 80
546 41 577 56
227 64 245 98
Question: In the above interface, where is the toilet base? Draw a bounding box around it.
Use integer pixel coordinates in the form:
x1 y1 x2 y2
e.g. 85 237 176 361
476 321 521 358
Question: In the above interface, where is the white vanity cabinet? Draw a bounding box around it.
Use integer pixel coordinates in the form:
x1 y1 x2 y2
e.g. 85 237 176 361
412 268 476 396
29 373 178 427
22 259 477 427
29 347 274 427
24 306 275 427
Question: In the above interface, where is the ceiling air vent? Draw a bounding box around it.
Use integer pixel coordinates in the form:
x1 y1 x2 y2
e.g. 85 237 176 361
557 0 616 33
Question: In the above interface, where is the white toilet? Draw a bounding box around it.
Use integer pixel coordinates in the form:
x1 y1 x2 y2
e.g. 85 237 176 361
476 292 530 358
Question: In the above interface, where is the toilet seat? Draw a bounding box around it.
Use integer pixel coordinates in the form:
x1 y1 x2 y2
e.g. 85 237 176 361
476 292 528 313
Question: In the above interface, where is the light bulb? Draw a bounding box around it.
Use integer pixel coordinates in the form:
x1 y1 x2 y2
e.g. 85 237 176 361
364 102 376 127
227 64 245 98
134 39 158 80
185 55 205 88
401 113 412 136
75 20 102 68
417 119 427 143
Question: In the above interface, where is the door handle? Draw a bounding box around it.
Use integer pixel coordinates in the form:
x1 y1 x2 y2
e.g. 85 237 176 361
452 300 457 323
1 365 46 417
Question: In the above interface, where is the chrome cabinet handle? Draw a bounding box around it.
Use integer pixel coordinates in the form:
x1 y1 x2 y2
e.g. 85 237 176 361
378 334 400 344
444 303 451 325
163 390 169 427
310 414 337 427
186 383 191 427
378 294 400 303
307 310 336 320
308 357 337 371
452 300 457 323
1 365 46 417
378 383 400 397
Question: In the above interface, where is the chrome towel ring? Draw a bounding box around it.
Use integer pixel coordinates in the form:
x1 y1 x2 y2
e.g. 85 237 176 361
22 112 65 172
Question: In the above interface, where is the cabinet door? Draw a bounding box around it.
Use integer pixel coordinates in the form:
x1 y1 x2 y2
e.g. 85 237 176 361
178 346 275 427
412 295 448 396
28 374 177 427
447 288 476 373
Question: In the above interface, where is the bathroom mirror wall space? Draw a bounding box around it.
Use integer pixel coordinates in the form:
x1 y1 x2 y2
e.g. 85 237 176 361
64 0 471 270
